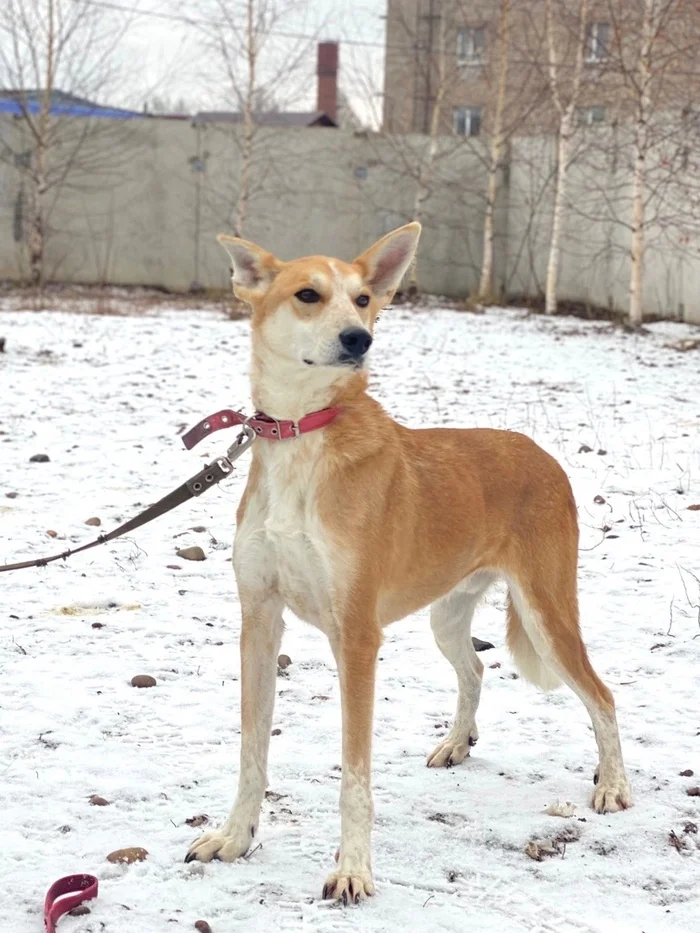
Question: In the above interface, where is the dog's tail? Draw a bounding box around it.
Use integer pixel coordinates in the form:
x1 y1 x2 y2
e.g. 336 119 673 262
505 591 562 692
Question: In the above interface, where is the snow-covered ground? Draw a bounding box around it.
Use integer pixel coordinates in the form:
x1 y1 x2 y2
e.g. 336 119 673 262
1 303 699 933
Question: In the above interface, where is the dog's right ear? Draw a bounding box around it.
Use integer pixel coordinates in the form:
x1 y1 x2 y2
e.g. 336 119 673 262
217 235 281 301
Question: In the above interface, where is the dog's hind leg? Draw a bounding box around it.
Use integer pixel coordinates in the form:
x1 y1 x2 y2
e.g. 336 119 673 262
507 573 632 814
427 573 495 768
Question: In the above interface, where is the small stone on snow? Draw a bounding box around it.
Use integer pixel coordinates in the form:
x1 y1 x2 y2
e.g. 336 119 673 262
106 847 148 864
472 637 495 651
131 674 157 688
185 814 209 827
177 546 206 561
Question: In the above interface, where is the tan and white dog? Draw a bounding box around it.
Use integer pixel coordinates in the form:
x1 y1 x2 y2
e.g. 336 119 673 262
185 223 632 902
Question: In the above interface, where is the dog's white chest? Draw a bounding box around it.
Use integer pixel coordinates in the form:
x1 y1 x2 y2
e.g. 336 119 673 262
234 443 335 628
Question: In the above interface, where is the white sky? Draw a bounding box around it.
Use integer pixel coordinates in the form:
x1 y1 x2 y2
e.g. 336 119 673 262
121 0 388 124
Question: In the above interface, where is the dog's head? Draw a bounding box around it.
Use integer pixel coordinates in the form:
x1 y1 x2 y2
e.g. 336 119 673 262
218 223 421 383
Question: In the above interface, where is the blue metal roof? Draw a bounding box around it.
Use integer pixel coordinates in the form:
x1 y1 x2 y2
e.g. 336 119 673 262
0 90 145 120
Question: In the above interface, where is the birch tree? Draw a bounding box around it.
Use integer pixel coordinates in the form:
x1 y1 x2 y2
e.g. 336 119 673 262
469 0 551 303
376 0 546 298
602 0 698 326
0 0 138 286
543 0 589 315
405 5 448 295
476 0 510 302
364 0 458 295
627 0 659 327
193 0 322 239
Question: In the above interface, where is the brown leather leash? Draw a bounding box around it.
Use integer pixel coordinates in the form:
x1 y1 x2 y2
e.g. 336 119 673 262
0 425 256 574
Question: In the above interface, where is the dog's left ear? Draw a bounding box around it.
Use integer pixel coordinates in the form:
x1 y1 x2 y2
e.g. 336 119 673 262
353 222 421 300
218 234 281 301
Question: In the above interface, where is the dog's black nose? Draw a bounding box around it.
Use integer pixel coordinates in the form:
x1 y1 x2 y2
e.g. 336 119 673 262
338 327 373 358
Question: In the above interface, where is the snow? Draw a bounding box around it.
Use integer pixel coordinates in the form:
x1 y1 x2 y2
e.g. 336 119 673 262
1 303 699 933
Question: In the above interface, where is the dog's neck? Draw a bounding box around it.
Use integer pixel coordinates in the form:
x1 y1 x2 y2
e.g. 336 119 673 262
250 347 368 422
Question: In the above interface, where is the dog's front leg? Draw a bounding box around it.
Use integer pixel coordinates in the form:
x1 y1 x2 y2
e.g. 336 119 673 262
186 590 283 863
322 622 381 904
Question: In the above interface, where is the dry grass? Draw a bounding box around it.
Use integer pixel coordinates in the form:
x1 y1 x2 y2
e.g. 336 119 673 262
507 292 672 326
0 283 249 320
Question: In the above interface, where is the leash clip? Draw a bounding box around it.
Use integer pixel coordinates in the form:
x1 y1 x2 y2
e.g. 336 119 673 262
227 423 256 461
186 427 255 498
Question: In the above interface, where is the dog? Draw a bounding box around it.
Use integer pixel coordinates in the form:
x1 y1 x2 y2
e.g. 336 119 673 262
185 222 632 902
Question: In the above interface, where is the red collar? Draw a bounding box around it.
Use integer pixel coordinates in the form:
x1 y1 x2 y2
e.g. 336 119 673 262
182 407 341 450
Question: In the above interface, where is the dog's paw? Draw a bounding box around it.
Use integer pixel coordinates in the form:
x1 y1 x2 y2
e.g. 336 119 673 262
322 868 375 905
592 775 632 814
426 727 477 768
592 767 632 813
184 826 254 864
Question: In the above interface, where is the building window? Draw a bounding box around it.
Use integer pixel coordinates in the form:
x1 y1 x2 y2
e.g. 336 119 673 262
453 106 482 137
577 105 606 125
585 22 610 62
457 27 485 65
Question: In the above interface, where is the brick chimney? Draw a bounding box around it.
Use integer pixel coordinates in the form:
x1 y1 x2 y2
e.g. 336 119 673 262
317 41 338 123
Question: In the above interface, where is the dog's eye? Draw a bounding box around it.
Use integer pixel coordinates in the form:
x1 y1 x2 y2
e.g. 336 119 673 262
356 294 370 308
295 288 321 303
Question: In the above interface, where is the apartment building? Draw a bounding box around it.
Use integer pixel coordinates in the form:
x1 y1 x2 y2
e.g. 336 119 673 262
382 0 700 137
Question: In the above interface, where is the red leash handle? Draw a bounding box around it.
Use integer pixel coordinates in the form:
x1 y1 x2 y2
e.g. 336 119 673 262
44 875 98 932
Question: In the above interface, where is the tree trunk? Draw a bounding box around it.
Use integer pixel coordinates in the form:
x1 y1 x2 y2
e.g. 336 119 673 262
628 148 645 327
478 154 500 301
407 7 447 295
543 0 588 316
234 0 256 238
29 145 47 288
628 0 655 328
545 118 571 315
478 0 510 302
407 134 438 295
29 0 55 289
235 115 254 238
